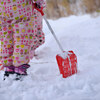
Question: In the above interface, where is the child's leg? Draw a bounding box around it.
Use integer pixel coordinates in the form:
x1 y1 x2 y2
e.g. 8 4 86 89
36 11 45 46
0 23 14 66
12 19 33 67
30 10 45 51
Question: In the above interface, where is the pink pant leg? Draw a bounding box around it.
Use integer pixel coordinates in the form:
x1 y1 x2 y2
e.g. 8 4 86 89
30 10 45 51
12 19 33 67
0 23 14 66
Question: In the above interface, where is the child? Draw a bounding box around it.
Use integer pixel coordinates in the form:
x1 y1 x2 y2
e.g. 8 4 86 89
0 0 46 80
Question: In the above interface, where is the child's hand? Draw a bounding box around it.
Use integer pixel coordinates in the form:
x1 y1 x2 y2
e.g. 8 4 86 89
33 0 44 8
32 0 46 9
33 2 44 16
35 3 41 9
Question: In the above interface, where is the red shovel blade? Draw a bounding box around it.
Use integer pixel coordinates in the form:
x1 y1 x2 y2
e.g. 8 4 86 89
56 51 77 78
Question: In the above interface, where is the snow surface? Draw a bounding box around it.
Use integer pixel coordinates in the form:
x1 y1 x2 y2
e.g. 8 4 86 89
0 15 100 100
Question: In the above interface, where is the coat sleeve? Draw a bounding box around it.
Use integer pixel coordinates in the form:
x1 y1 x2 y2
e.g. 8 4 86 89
32 0 46 8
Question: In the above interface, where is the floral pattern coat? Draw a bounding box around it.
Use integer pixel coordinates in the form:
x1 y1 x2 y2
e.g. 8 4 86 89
0 0 46 66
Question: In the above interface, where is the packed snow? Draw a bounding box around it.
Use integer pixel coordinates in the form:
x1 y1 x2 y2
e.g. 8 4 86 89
0 15 100 100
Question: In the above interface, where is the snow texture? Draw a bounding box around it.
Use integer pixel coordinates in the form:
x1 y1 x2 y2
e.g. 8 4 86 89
0 15 100 100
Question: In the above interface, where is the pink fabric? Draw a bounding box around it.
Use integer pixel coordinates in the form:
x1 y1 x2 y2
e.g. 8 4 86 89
0 0 46 67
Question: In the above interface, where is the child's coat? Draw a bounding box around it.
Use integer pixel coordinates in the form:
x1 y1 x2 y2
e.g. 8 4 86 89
0 0 45 66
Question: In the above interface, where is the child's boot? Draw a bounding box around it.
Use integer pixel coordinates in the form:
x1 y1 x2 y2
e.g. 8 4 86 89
15 64 30 80
3 65 15 80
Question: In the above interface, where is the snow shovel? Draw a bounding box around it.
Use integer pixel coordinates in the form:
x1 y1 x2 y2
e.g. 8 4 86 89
33 3 77 78
36 4 78 78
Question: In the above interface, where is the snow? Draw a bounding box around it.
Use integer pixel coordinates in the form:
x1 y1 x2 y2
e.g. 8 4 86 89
0 15 100 100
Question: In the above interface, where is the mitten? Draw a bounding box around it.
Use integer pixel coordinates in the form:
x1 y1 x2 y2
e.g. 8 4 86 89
32 0 46 8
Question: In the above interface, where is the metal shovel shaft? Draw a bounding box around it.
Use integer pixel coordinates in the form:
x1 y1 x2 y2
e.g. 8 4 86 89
43 15 64 53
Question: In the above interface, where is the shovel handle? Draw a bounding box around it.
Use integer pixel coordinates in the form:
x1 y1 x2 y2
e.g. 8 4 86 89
33 3 64 52
43 16 64 52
